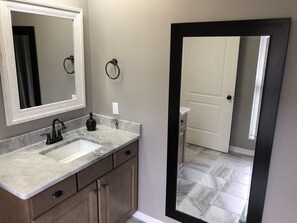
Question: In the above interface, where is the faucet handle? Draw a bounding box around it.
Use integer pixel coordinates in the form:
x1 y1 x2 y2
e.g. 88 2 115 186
41 133 51 145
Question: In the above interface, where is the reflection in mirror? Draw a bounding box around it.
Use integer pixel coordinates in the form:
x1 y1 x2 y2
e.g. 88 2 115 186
176 36 269 223
0 0 85 125
11 11 75 108
166 19 291 223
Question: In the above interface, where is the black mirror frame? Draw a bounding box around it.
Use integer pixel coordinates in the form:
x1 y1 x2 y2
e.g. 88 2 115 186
166 18 291 223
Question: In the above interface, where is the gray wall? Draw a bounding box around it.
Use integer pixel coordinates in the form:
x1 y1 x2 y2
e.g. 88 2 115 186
88 0 297 223
230 37 260 151
0 0 92 140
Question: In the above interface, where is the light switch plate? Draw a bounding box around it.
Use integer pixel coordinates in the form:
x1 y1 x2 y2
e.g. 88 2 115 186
112 102 119 115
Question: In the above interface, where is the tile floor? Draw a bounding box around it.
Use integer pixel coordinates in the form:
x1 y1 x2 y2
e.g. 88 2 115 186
176 144 253 223
125 216 146 223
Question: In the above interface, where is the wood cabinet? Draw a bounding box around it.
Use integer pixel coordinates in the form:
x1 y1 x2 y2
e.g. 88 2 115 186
98 156 138 223
0 141 138 223
32 182 98 223
178 112 188 169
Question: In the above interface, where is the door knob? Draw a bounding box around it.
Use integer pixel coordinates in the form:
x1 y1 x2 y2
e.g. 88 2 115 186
226 95 232 100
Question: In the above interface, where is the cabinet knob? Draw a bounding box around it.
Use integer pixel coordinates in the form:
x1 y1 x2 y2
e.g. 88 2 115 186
226 95 233 100
125 150 131 156
51 190 63 199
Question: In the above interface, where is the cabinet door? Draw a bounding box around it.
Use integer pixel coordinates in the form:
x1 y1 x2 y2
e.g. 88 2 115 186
32 182 98 223
98 156 138 223
178 124 186 168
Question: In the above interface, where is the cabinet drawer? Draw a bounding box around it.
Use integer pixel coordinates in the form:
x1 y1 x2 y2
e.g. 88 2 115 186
113 141 138 168
30 175 77 218
77 155 113 190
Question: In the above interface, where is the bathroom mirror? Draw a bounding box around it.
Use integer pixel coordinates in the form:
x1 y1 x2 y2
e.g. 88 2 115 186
0 0 85 125
166 19 291 223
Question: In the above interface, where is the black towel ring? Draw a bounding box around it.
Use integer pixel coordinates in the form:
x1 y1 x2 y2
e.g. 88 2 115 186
63 55 75 74
105 58 120 80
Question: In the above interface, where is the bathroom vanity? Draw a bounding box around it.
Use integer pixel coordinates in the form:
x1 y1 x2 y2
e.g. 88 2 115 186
178 107 190 169
0 123 140 223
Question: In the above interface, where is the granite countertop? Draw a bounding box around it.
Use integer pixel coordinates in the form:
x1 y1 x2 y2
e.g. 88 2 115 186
0 125 140 200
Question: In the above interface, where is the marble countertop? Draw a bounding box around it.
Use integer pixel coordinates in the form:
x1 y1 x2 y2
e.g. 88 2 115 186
0 125 140 200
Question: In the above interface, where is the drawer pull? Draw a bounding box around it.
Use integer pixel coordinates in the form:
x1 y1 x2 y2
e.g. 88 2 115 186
51 190 63 199
125 150 131 156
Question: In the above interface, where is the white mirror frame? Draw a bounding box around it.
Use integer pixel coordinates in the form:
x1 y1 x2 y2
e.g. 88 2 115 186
0 0 85 126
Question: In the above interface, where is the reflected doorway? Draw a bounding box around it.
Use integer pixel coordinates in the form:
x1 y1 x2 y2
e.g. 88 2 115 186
176 36 268 223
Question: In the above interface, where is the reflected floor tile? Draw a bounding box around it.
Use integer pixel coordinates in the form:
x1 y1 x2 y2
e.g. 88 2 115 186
223 181 250 199
184 144 203 163
198 174 226 190
202 206 240 223
219 154 242 166
194 151 220 164
176 178 196 205
178 166 204 183
207 161 234 180
236 165 253 175
213 192 247 215
189 159 211 173
186 184 219 215
230 170 251 186
177 196 203 219
201 148 223 156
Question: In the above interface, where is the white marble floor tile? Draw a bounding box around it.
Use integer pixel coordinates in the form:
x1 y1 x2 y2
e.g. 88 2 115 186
223 181 250 199
186 184 219 215
198 174 226 190
125 217 145 223
236 165 253 175
177 196 204 219
194 151 220 164
202 206 240 223
201 148 223 156
213 192 247 215
176 178 196 205
230 170 251 186
189 159 211 173
178 166 204 183
207 161 234 180
184 144 203 163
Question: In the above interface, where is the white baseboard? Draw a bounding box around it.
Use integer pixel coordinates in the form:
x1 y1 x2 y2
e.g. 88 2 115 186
229 146 255 157
133 211 164 223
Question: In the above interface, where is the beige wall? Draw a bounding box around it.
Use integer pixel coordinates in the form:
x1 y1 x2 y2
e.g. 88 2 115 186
88 0 297 222
0 0 92 139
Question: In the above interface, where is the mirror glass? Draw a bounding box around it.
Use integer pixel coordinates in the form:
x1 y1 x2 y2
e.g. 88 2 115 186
0 1 85 125
166 18 291 223
176 36 269 223
12 11 75 109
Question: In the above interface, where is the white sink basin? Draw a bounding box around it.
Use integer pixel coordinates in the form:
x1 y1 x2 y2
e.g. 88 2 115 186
41 139 102 164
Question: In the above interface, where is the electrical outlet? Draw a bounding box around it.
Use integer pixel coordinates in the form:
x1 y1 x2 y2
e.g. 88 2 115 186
112 102 119 115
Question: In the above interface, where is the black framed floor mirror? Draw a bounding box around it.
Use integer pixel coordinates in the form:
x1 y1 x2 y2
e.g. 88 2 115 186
166 18 291 223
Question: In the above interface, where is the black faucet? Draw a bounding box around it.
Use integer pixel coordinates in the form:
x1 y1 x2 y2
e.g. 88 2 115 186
41 119 67 145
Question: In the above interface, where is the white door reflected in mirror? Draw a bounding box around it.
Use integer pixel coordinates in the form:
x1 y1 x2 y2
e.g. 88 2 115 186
177 36 270 223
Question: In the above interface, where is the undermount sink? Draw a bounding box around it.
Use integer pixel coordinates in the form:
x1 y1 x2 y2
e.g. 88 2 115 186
41 139 102 164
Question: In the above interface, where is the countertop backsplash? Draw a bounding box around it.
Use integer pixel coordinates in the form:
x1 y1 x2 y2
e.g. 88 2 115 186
0 114 141 156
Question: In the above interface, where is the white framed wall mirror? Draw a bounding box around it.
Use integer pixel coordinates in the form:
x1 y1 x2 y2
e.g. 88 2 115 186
166 19 291 223
0 0 85 126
